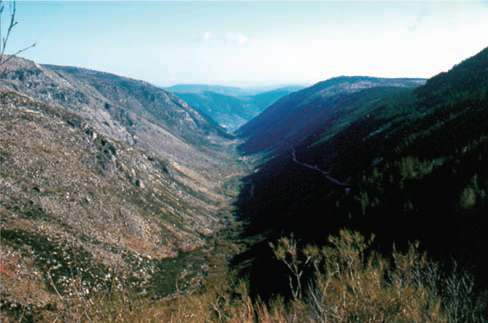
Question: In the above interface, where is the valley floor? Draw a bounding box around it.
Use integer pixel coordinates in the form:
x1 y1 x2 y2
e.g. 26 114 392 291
2 47 488 322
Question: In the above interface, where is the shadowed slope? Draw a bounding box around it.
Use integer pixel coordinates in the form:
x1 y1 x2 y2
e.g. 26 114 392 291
235 47 488 299
238 77 425 155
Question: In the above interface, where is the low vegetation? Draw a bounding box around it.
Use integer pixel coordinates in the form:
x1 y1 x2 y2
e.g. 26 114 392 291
3 230 485 322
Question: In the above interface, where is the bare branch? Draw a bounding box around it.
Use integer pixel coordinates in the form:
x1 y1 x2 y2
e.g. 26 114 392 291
0 0 36 74
0 41 35 67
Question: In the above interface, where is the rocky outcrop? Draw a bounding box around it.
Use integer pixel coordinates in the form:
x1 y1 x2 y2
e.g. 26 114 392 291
0 59 245 310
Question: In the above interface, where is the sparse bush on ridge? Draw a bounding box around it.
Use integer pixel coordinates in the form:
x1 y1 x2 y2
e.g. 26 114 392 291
7 230 485 322
270 230 486 323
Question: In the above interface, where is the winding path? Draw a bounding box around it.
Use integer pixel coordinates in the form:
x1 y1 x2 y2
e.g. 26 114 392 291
291 148 350 188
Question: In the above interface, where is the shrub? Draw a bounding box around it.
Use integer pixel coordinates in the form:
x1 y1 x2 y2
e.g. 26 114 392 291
397 156 434 182
8 231 486 322
459 174 487 210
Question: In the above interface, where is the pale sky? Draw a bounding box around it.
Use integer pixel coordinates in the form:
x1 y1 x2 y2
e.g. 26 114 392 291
7 1 488 87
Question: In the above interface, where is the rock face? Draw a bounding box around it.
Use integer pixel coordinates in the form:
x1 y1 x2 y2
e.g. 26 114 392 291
0 58 244 309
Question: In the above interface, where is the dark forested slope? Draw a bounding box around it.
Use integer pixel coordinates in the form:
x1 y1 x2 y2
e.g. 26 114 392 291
236 47 488 298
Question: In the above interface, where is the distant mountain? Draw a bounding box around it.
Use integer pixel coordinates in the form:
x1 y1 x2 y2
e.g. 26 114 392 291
238 76 425 154
175 91 255 131
0 58 245 308
173 86 303 131
166 83 303 97
236 48 488 298
166 84 253 96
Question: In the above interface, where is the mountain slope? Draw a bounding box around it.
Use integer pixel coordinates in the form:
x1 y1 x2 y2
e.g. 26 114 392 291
173 87 301 131
249 86 302 110
0 58 245 313
238 77 425 154
174 91 256 131
236 48 488 298
1 59 238 193
45 65 232 144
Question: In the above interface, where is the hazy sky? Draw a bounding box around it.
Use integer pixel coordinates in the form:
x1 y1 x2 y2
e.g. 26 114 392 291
8 1 488 86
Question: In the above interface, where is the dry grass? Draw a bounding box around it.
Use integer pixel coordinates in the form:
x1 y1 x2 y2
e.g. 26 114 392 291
6 230 485 322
